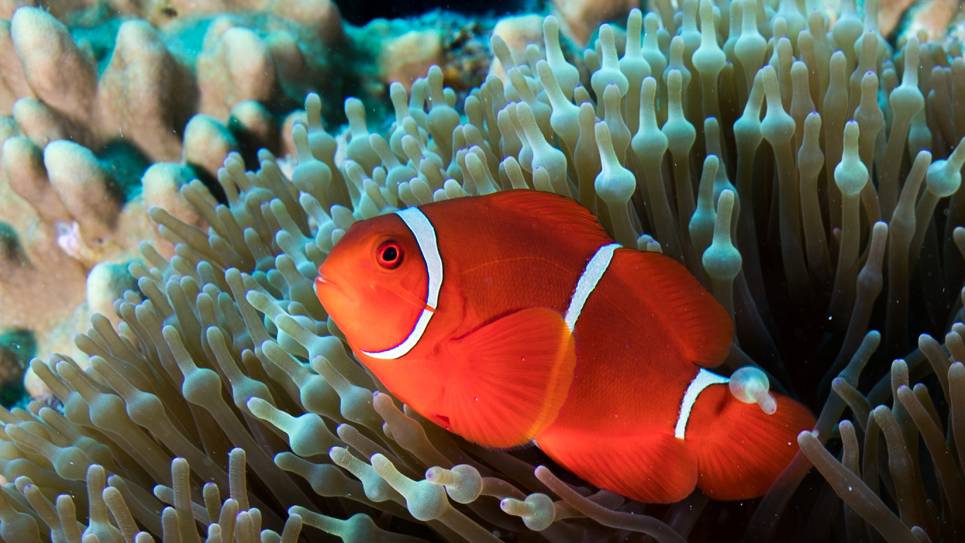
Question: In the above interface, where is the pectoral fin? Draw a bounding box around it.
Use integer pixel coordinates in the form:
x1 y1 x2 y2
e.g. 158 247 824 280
437 307 576 448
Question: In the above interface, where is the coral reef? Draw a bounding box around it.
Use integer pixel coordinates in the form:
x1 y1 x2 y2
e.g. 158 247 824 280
0 0 349 376
0 0 499 380
1 0 965 541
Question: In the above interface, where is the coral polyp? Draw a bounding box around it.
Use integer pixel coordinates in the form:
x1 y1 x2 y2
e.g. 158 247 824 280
0 0 964 541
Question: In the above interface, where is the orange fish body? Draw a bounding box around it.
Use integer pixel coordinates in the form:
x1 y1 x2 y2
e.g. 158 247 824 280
316 190 814 503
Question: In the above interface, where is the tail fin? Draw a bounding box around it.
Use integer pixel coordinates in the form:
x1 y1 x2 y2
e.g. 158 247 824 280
685 385 815 500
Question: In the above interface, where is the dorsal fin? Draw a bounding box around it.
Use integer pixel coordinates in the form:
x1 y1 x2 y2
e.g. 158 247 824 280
482 190 612 248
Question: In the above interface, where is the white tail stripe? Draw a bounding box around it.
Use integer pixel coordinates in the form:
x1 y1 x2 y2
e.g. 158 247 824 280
674 369 730 439
564 243 621 331
362 208 443 360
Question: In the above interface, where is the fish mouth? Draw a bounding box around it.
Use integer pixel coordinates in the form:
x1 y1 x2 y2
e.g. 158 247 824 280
314 272 344 308
314 271 339 292
314 270 354 323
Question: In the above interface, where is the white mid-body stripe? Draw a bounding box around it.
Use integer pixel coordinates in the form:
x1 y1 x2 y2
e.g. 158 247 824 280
674 369 730 439
362 208 443 360
564 243 621 331
562 241 730 441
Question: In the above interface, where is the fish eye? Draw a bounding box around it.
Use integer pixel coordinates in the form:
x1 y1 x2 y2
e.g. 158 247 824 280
376 240 404 269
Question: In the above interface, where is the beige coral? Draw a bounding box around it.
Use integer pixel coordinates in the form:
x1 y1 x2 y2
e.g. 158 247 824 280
0 1 348 366
552 0 639 45
379 29 444 88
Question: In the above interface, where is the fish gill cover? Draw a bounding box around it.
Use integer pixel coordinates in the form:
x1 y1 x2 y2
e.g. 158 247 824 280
0 0 964 541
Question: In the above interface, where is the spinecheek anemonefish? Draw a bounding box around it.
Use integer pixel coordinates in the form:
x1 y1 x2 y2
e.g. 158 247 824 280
314 190 815 503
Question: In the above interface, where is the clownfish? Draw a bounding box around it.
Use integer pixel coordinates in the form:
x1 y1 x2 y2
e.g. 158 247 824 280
315 190 814 503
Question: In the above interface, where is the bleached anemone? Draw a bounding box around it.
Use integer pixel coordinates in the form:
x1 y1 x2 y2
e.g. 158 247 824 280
0 1 964 541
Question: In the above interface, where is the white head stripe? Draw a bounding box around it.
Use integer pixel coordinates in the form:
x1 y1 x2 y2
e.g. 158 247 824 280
362 208 443 360
674 369 730 439
564 243 620 331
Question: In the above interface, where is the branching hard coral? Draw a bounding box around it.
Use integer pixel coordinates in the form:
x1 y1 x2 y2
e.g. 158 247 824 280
0 125 203 375
0 1 499 381
0 0 345 374
1 3 344 133
1 0 965 541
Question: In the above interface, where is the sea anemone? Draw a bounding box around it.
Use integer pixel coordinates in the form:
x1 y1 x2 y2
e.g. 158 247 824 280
1 0 964 541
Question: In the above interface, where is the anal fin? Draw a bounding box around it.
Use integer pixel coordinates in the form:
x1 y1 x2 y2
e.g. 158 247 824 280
535 428 699 503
